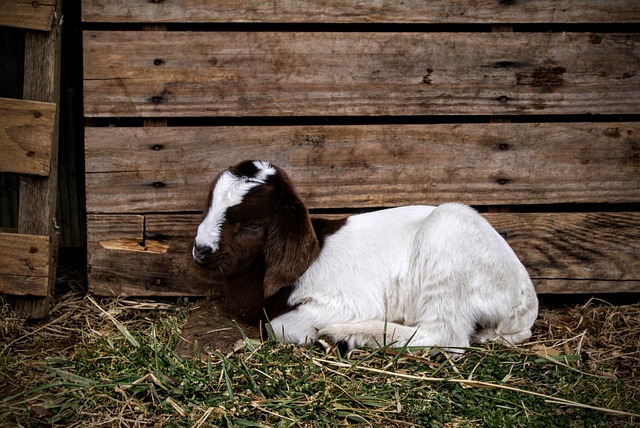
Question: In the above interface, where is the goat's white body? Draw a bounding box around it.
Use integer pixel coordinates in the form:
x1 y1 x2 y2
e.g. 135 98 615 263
268 203 538 353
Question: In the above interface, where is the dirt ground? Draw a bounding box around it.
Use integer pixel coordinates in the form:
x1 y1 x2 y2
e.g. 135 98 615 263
174 294 640 382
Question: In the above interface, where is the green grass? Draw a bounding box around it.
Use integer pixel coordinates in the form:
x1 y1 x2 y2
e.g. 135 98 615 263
1 292 638 427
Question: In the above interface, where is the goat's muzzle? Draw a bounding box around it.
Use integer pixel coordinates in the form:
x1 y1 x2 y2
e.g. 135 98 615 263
192 244 217 266
192 245 231 274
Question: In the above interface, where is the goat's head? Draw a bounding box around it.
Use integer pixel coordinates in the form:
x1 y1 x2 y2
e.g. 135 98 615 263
193 160 319 298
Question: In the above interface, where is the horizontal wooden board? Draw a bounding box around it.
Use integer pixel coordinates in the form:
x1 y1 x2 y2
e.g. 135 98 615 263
0 0 55 31
484 212 640 283
83 31 640 118
533 280 640 295
85 123 640 213
87 211 640 296
81 0 640 24
0 97 56 176
0 232 51 296
87 214 223 297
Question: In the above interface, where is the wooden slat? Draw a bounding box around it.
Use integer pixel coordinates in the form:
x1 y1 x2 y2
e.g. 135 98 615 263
81 0 640 24
0 0 55 31
86 211 640 296
85 123 640 213
533 280 640 295
87 214 223 297
485 212 640 284
0 97 56 176
14 2 62 319
83 31 640 118
0 232 51 296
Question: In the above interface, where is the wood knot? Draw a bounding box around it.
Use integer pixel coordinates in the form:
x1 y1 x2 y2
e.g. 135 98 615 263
517 67 566 90
493 61 522 68
149 88 171 105
422 68 433 84
604 128 621 138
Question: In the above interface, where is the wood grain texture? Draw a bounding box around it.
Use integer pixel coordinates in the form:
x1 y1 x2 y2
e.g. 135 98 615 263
85 123 640 212
0 97 56 176
87 214 223 297
86 211 640 297
0 0 55 31
533 280 640 294
83 31 640 118
0 233 50 296
485 212 640 283
19 15 62 235
14 2 62 319
81 0 640 24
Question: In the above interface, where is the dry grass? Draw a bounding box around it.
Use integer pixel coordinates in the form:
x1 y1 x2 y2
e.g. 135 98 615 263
533 299 640 384
0 272 638 427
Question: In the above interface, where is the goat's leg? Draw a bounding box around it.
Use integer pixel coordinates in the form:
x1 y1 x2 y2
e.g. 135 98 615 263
266 309 320 345
319 320 471 356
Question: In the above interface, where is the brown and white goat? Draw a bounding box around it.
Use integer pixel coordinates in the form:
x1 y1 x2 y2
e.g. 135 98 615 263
193 160 538 355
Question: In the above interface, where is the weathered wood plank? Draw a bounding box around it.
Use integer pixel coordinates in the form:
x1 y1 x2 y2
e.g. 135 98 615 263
83 31 640 118
86 214 223 297
81 0 640 24
485 212 640 284
0 232 50 297
533 280 640 294
0 0 55 31
14 3 62 319
0 97 56 176
85 123 640 213
86 211 640 296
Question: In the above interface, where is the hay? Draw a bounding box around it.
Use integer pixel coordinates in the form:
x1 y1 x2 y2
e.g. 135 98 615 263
531 298 640 386
1 275 638 427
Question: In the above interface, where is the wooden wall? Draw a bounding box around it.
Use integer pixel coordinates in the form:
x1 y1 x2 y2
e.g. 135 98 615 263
1 0 86 251
82 1 640 297
0 0 63 318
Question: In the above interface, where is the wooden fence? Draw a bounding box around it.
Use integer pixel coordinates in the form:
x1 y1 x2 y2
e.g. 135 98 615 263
0 0 62 318
82 0 640 297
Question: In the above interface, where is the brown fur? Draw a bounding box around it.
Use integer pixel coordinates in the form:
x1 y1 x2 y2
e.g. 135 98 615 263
263 170 320 298
197 163 324 324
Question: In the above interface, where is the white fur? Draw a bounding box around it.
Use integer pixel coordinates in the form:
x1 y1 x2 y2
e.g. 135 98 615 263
193 161 276 256
268 203 538 355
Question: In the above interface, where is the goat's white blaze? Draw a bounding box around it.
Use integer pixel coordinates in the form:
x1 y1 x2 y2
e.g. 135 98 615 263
193 161 276 257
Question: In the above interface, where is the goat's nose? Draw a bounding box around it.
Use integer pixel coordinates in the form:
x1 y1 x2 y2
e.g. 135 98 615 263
193 244 212 261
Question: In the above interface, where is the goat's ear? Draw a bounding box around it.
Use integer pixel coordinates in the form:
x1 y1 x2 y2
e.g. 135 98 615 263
263 174 319 299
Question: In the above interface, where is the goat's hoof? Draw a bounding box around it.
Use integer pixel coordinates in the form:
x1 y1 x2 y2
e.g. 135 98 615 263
336 340 351 357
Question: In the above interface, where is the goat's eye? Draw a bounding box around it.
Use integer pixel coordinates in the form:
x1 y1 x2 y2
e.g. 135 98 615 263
245 222 263 231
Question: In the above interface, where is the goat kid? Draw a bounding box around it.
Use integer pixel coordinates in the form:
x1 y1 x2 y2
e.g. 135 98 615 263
193 160 538 355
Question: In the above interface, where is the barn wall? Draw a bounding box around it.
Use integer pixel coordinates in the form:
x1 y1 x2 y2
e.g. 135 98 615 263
81 1 640 297
1 0 86 251
0 0 64 318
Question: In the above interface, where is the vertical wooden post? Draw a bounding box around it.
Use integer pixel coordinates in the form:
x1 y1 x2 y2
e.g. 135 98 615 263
14 1 63 318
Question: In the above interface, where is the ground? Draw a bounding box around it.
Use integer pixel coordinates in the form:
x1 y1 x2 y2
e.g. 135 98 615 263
0 267 638 427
